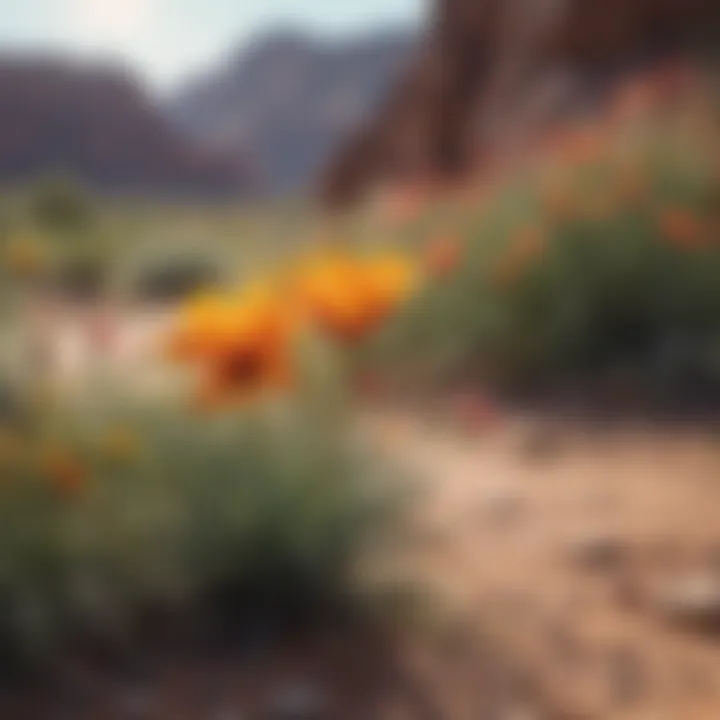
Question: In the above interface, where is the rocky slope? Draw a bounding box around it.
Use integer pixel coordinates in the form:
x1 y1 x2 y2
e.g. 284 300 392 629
321 0 719 205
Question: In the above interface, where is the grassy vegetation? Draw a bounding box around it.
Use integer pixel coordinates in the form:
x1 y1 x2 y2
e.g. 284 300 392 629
372 88 720 408
0 186 412 664
0 77 717 668
0 378 406 664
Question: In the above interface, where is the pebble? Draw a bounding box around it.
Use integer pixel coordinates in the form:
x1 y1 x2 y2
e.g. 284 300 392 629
516 424 563 465
567 532 628 572
265 681 327 720
654 573 720 630
479 491 524 527
606 645 646 707
213 709 246 720
117 687 155 719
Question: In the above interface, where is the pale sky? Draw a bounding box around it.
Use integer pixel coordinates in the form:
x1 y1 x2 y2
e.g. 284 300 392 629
1 0 425 90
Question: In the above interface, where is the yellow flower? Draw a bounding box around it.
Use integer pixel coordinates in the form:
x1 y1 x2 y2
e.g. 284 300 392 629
170 281 297 409
165 292 240 362
293 251 417 343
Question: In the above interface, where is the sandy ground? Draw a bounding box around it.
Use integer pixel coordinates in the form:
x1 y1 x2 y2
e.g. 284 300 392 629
366 409 720 719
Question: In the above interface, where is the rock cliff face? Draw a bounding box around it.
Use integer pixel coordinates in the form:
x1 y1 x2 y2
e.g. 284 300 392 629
321 0 719 205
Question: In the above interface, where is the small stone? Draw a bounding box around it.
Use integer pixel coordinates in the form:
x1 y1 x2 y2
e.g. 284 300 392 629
655 574 720 631
479 490 524 522
117 687 154 719
265 682 327 720
213 709 246 720
516 424 563 464
496 705 542 720
567 532 628 572
606 646 646 707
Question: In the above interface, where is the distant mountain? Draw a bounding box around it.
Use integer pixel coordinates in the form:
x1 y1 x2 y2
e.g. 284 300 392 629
168 29 416 194
0 57 246 195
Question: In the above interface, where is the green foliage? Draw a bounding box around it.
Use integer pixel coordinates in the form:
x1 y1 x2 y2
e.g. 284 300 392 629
51 253 108 301
380 99 720 404
130 253 222 302
28 177 93 235
0 391 404 665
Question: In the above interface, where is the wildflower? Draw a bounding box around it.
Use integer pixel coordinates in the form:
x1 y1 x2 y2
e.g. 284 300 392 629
164 292 239 362
659 208 707 250
424 235 463 279
294 251 417 344
40 446 85 497
172 282 297 408
195 333 293 408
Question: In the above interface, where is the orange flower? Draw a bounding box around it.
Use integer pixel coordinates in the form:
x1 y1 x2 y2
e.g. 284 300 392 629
41 446 85 497
170 282 297 409
424 235 463 279
492 226 547 288
294 251 417 343
659 208 707 250
195 334 293 409
165 293 240 362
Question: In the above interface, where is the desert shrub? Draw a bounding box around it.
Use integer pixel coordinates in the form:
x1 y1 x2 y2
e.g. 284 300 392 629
50 253 108 302
0 381 404 665
29 178 93 235
131 253 221 302
378 93 720 406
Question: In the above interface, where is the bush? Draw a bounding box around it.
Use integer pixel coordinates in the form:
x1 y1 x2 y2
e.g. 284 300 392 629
379 93 720 406
131 254 221 302
0 388 403 664
29 178 93 235
50 254 108 302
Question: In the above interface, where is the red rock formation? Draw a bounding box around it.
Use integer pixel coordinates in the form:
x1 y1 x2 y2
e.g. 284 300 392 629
321 0 719 206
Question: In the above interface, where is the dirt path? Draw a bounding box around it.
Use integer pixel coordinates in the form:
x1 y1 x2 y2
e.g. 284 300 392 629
366 408 720 718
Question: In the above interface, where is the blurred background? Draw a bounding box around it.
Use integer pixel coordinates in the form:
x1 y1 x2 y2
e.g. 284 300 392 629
0 1 719 718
